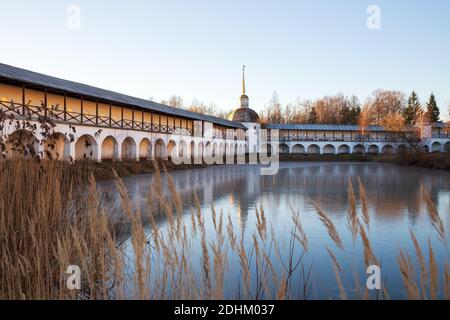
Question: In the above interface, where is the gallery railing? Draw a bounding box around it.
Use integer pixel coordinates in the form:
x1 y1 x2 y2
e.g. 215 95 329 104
0 100 195 137
431 133 450 139
212 133 245 140
261 135 421 143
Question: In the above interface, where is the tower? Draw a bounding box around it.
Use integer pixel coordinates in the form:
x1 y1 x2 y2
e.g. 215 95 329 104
228 65 259 123
228 66 261 154
240 65 249 108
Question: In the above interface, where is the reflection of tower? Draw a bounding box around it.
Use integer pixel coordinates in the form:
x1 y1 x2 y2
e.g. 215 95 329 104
232 166 262 230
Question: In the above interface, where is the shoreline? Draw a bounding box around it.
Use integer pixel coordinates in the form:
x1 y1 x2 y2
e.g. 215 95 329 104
279 152 450 170
85 152 450 180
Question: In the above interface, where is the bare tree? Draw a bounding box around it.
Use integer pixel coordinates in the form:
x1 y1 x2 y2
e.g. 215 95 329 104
447 103 450 137
161 95 184 108
365 89 406 125
261 91 283 124
187 99 226 118
158 96 227 118
380 112 422 153
286 98 311 124
448 102 450 122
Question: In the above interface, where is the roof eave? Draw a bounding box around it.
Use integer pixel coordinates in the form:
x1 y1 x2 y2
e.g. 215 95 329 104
0 63 246 130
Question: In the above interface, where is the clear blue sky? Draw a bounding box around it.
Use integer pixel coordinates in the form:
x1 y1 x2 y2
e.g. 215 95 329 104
1 0 449 119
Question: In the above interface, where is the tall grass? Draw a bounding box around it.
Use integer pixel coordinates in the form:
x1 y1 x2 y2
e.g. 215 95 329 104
0 160 122 299
0 159 448 300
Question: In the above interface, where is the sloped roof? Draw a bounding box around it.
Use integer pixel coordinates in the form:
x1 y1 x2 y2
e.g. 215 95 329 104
0 63 246 129
432 122 449 128
264 123 386 131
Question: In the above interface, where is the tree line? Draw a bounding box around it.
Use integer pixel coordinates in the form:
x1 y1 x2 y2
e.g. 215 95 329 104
259 90 444 126
157 96 229 119
155 89 447 126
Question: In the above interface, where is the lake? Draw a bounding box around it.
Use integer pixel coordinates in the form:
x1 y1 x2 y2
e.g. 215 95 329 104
99 162 450 299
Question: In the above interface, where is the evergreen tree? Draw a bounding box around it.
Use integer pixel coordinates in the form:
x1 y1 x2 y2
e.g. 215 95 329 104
338 105 361 124
425 93 440 123
349 106 361 125
338 105 351 124
402 91 422 125
308 107 318 124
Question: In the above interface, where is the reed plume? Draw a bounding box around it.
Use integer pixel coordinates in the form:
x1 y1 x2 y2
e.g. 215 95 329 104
420 185 446 244
397 249 420 299
347 179 359 240
357 177 370 228
409 229 427 299
312 201 343 250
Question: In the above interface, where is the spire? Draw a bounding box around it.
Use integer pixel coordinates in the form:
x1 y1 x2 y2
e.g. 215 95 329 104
242 65 246 95
240 65 249 108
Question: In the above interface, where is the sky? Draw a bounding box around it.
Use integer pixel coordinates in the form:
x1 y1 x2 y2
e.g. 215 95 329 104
0 0 449 120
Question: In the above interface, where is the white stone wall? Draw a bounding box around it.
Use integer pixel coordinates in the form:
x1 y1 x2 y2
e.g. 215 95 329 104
0 120 248 162
2 118 449 162
424 138 450 153
240 122 260 154
261 140 450 155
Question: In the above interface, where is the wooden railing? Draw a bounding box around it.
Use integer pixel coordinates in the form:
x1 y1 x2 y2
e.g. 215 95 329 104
432 133 450 139
262 134 421 143
0 100 194 136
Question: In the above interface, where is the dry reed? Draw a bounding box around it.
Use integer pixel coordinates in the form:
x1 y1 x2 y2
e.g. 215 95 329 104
420 185 446 244
357 177 370 228
312 201 343 250
0 159 448 300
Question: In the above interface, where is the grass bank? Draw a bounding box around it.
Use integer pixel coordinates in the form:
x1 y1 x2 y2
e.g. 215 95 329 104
91 155 373 181
88 151 450 181
389 152 450 170
279 153 380 163
279 152 450 170
90 159 207 180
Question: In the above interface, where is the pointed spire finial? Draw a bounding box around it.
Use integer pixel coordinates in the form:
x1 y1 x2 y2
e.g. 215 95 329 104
242 65 246 95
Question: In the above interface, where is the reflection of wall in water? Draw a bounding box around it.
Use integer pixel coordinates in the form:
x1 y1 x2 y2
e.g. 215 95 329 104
171 165 262 228
259 164 450 223
107 165 262 224
101 163 449 227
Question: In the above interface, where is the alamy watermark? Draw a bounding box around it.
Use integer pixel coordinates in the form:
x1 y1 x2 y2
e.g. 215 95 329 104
167 125 280 176
66 265 81 290
366 265 381 290
66 5 81 30
367 5 381 30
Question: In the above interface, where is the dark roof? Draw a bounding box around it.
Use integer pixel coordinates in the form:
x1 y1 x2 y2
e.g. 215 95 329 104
0 63 246 129
228 107 260 123
264 123 387 131
266 123 446 131
432 122 449 128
